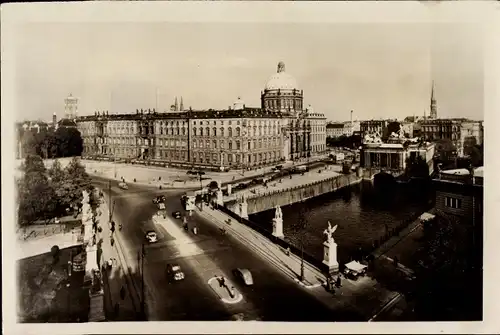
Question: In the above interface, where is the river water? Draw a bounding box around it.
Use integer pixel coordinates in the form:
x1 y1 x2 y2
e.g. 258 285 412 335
249 179 434 265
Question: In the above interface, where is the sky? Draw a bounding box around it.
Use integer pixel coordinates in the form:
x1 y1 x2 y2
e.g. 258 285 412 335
13 20 484 122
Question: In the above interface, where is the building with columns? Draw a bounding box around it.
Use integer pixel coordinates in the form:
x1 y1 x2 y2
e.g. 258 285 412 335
77 61 326 168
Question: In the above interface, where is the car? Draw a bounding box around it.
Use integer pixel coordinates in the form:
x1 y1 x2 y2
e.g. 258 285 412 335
157 202 166 210
153 195 166 204
118 182 129 190
232 268 254 286
166 263 185 282
172 211 182 219
145 230 158 243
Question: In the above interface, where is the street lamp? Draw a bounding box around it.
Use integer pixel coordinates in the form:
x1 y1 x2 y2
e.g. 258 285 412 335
196 170 206 211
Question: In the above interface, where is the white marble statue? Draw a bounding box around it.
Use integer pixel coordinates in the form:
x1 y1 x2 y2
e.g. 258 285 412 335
323 221 338 245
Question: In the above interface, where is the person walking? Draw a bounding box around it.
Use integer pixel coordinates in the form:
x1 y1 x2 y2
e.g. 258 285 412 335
220 276 226 288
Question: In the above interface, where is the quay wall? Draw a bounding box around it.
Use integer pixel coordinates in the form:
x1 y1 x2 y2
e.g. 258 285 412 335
226 173 362 215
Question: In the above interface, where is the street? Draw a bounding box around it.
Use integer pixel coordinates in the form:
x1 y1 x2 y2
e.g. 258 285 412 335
92 176 338 321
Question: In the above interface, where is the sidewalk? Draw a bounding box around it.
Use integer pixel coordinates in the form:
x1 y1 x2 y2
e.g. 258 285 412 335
198 206 400 320
97 196 139 321
225 165 343 202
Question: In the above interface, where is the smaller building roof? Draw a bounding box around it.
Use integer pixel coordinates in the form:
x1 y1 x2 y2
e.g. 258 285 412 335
440 168 470 176
474 166 483 178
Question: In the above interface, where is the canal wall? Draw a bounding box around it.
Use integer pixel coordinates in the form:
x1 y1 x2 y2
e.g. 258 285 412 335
226 173 362 215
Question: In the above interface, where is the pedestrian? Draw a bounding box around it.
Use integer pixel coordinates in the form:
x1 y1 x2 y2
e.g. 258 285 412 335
220 276 226 287
229 286 235 298
111 237 115 247
336 276 342 288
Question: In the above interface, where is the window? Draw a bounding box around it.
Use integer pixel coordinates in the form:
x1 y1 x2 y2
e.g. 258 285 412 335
445 197 462 209
228 128 233 137
206 140 210 148
206 127 210 136
236 127 240 137
236 141 241 150
193 128 197 136
213 140 217 149
220 127 224 137
220 140 225 149
229 141 233 150
213 127 217 136
193 140 197 148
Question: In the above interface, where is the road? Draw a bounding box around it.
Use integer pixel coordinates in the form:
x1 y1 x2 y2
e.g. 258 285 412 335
92 176 340 321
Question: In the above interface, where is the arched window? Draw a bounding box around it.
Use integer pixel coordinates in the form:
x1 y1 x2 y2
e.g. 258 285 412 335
228 128 233 137
193 127 197 136
200 128 204 136
213 127 217 136
220 127 224 137
213 140 217 149
236 127 240 137
206 127 210 136
182 128 186 135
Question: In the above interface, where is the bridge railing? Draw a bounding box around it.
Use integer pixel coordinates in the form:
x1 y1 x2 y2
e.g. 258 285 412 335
216 204 329 273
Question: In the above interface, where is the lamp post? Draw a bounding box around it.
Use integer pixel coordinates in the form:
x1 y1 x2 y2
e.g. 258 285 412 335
196 170 206 211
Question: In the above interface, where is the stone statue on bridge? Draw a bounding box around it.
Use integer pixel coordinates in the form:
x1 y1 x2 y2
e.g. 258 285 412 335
272 205 284 238
322 221 339 275
323 221 338 245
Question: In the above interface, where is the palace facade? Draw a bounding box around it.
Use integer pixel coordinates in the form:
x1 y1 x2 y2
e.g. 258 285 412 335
77 62 327 169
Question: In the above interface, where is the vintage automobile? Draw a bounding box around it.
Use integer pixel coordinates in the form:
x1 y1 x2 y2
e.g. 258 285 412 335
166 263 185 282
145 230 158 243
232 268 254 286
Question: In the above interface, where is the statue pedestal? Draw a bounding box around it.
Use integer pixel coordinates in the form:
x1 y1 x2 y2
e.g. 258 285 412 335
272 218 284 238
322 241 339 275
239 200 248 219
216 190 224 206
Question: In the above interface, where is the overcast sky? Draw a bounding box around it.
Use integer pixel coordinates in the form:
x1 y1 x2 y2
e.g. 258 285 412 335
13 20 484 122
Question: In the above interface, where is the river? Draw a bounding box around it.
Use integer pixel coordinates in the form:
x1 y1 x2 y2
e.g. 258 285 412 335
249 178 434 265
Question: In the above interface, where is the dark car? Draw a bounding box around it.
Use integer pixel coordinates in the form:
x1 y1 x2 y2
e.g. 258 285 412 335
166 263 185 282
232 268 254 286
172 211 182 219
153 195 166 204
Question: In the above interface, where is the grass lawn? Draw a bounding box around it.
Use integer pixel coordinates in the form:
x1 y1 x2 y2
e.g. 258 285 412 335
17 245 90 323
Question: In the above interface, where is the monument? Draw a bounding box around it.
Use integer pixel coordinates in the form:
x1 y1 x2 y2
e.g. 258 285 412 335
239 194 248 219
322 221 339 275
272 206 284 238
227 184 232 196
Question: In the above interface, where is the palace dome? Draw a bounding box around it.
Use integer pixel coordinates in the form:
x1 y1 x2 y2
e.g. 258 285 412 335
264 61 299 91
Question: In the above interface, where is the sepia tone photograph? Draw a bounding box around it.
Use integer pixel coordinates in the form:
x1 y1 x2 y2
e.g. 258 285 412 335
2 2 498 334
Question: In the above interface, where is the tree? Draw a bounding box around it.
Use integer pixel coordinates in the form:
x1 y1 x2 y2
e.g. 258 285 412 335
55 127 83 157
24 154 46 174
405 155 430 179
386 122 401 136
17 165 57 225
63 157 93 209
412 214 481 320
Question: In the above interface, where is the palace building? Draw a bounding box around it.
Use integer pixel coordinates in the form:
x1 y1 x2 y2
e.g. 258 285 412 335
77 61 327 169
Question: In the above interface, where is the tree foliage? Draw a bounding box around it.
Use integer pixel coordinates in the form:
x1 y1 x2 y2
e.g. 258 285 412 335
17 157 57 225
17 155 93 226
326 134 362 149
19 127 83 159
412 214 482 320
405 155 430 179
386 122 401 136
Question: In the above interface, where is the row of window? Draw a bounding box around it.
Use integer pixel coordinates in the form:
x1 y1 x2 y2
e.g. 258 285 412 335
263 99 302 110
192 138 281 150
192 151 281 164
445 196 462 209
192 126 281 137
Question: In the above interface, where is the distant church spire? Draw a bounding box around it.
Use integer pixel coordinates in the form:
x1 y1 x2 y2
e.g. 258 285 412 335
430 81 437 119
174 97 179 111
180 97 184 111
